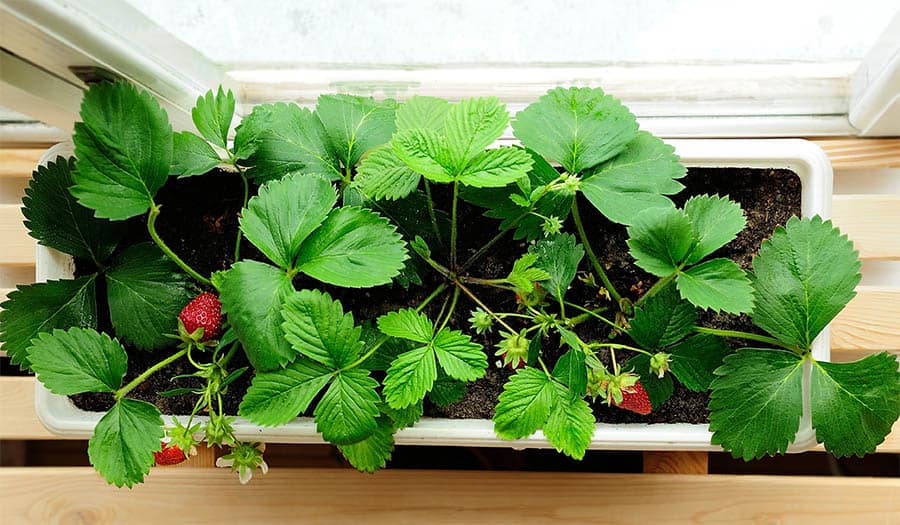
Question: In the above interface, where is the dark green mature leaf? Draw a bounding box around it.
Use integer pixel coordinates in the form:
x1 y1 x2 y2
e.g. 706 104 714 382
382 345 437 409
684 194 746 263
444 97 509 170
354 146 421 201
581 132 685 225
811 354 900 457
22 157 125 263
396 96 450 131
751 216 861 350
316 94 396 168
314 369 381 445
432 328 486 382
88 398 164 488
377 308 433 343
281 289 363 369
544 387 595 459
529 233 584 300
365 330 413 372
337 415 395 473
382 399 424 429
239 358 333 426
192 86 235 148
668 334 730 392
214 261 295 371
627 207 694 277
676 258 753 314
238 102 341 182
239 173 336 270
72 81 172 220
105 243 194 351
28 328 126 395
624 353 674 409
391 129 453 183
709 349 804 460
457 147 533 188
428 370 468 407
512 86 638 174
172 131 221 177
295 206 408 288
494 367 556 440
0 276 97 369
629 283 696 350
552 349 587 396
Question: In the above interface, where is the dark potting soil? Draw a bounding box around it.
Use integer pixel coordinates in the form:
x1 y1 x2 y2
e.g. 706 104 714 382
70 168 801 426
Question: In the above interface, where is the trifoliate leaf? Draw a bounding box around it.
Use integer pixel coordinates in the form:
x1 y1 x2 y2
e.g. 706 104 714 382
624 353 674 409
281 289 363 369
314 369 381 445
391 129 453 183
105 243 194 351
709 348 804 460
629 283 696 350
751 216 861 350
295 206 408 288
810 354 900 457
529 233 584 301
552 349 587 396
396 96 450 131
214 261 295 371
627 206 693 277
668 334 730 392
493 367 556 440
239 173 336 270
444 97 509 170
428 370 468 407
544 388 595 460
676 258 753 314
192 86 235 148
27 328 126 395
432 328 487 382
382 345 437 409
377 308 433 343
581 132 685 225
684 194 746 263
354 146 421 201
0 276 97 369
22 156 125 264
316 94 396 168
512 86 638 174
337 415 395 473
457 147 533 188
238 358 333 426
171 131 221 177
88 398 164 488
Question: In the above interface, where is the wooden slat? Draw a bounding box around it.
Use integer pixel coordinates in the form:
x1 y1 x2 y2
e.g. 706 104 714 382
831 195 900 260
0 377 59 440
643 451 708 474
831 286 900 358
1 468 899 523
814 138 900 169
0 204 32 265
0 148 43 178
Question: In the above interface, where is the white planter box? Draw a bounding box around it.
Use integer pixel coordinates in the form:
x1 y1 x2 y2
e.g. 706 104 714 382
34 138 832 452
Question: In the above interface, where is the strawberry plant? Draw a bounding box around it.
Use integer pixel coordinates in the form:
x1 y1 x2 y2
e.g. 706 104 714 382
2 81 898 488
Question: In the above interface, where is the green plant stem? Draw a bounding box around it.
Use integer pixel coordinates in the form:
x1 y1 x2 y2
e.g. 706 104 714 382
147 203 212 286
458 211 527 272
571 199 621 305
694 326 797 351
590 342 652 357
450 180 459 269
437 287 460 332
564 301 624 331
635 272 678 307
454 280 516 333
424 180 443 246
566 307 608 328
116 348 188 400
233 171 250 262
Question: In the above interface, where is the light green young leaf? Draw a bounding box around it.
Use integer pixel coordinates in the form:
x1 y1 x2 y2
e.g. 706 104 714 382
354 146 421 201
507 253 551 293
88 398 164 488
281 289 363 369
432 328 487 382
751 216 861 349
337 415 395 473
233 103 276 160
684 194 746 263
675 258 753 314
314 369 381 445
105 243 194 351
668 334 730 392
512 86 638 174
28 328 126 395
529 233 584 301
316 94 396 168
391 129 453 183
382 345 437 409
172 131 221 177
444 97 509 170
0 276 97 370
544 388 595 460
624 353 674 409
238 358 333 426
239 173 337 270
377 308 433 344
493 367 556 440
214 261 295 371
810 354 900 457
709 348 804 460
457 147 533 188
396 96 450 131
72 81 172 220
192 86 235 148
628 283 696 350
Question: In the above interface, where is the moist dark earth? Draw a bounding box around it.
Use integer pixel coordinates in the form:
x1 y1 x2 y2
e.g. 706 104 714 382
69 167 801 425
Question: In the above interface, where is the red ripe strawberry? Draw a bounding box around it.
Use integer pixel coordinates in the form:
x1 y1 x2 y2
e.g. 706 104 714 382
613 381 652 416
179 292 222 342
154 442 188 466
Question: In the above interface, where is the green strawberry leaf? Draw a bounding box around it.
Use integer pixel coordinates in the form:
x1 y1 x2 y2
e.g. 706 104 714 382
391 129 453 183
544 387 595 460
281 289 363 369
493 367 556 440
337 415 395 473
72 81 172 220
105 243 194 351
22 156 126 264
0 276 97 370
353 146 421 201
382 399 424 430
432 328 486 382
444 97 509 170
192 86 235 148
709 348 804 460
675 258 753 314
232 103 275 161
624 353 674 409
529 233 584 301
382 345 437 409
171 131 221 177
214 261 295 371
552 349 588 396
27 328 126 395
377 308 433 343
428 370 468 407
751 216 861 350
810 354 900 457
629 283 696 350
512 86 638 174
313 368 381 445
238 357 333 426
684 194 746 263
396 96 450 131
668 334 731 392
581 132 685 225
456 147 533 188
507 253 551 292
88 398 164 488
316 94 396 168
627 206 694 277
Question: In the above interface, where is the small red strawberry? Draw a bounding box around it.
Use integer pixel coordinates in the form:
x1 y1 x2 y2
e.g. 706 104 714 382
178 292 222 343
613 381 652 416
153 441 188 466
